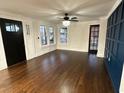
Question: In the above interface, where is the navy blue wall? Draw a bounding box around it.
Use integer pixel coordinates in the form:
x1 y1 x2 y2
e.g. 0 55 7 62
105 1 124 93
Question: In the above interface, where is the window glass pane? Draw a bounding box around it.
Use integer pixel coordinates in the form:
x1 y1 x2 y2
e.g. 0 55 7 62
15 25 20 32
91 27 95 32
48 27 54 44
5 23 19 32
11 24 15 32
60 28 67 43
6 26 11 32
95 27 98 31
40 25 47 45
94 38 98 43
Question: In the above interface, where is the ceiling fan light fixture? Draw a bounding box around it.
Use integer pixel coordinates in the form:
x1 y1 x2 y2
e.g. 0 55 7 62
62 20 70 27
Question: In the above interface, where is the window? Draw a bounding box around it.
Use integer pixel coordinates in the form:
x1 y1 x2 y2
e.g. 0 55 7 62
5 23 20 32
48 27 54 44
40 25 47 45
60 27 67 43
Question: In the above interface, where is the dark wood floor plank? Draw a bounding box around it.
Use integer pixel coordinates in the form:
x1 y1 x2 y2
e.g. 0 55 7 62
0 50 114 93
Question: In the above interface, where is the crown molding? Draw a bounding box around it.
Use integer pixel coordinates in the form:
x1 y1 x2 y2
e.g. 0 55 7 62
106 0 122 19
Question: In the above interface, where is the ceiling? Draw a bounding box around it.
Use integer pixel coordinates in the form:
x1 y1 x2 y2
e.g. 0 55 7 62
0 0 116 22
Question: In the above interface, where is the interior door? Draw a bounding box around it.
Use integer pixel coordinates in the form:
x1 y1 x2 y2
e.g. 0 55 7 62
0 18 26 66
88 25 100 54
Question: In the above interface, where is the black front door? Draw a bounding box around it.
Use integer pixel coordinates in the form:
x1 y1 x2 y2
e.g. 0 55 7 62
0 18 26 66
88 25 100 54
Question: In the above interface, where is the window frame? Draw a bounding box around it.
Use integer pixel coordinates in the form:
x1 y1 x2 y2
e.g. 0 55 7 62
5 23 20 32
48 26 55 45
60 27 68 44
40 25 48 46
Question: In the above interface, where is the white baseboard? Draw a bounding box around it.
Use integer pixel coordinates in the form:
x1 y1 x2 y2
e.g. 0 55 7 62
57 48 87 53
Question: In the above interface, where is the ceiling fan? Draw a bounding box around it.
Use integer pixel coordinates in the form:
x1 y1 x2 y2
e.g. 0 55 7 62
59 13 79 27
62 13 79 22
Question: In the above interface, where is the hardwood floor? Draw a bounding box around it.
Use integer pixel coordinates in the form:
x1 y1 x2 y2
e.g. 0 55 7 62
0 50 114 93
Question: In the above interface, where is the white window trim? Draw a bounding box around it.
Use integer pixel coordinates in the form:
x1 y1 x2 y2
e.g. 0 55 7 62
60 27 68 44
40 25 48 47
48 26 56 45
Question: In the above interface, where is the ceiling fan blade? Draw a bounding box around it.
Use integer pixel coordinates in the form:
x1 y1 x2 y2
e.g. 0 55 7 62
71 17 77 20
69 20 79 22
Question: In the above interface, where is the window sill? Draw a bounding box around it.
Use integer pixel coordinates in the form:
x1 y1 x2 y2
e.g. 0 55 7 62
49 43 56 46
41 43 56 48
41 45 49 48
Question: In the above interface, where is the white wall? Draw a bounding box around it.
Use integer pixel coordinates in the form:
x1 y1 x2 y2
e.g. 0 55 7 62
33 20 57 57
57 21 99 52
0 28 7 70
120 65 124 93
0 11 57 70
97 18 107 57
57 20 107 57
